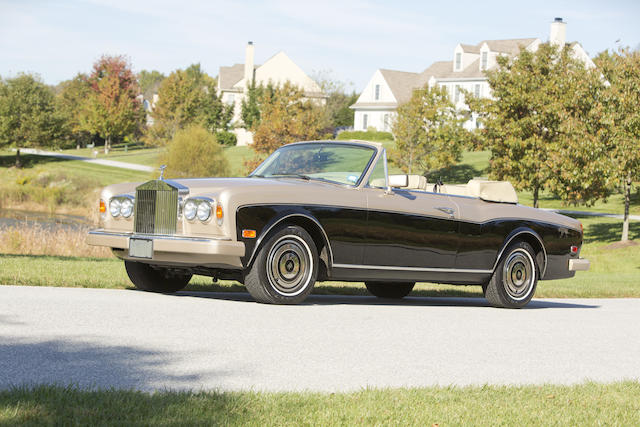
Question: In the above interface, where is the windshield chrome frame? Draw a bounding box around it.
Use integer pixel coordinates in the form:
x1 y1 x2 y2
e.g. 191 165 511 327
249 141 380 188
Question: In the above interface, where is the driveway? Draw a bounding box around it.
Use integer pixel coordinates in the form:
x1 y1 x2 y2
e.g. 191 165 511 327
1 286 638 392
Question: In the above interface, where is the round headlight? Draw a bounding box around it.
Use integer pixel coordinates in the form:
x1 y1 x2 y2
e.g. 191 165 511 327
109 198 121 217
184 200 197 221
120 198 134 218
197 202 212 222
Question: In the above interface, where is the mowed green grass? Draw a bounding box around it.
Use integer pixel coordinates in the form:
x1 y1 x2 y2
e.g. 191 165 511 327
1 382 639 425
2 216 638 298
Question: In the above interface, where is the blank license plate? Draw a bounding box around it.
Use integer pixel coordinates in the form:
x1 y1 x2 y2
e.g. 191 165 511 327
129 238 153 259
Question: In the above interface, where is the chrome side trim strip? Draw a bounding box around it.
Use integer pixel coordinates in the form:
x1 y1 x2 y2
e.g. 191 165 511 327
88 230 231 242
332 263 493 274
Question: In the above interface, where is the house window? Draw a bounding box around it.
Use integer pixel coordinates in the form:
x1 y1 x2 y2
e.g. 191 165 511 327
363 114 368 130
375 84 380 100
454 85 461 103
481 52 488 70
227 94 235 106
383 114 390 131
455 53 462 71
474 84 480 98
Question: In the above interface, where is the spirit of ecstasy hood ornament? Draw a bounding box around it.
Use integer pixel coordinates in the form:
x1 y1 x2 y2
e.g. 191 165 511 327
159 164 166 180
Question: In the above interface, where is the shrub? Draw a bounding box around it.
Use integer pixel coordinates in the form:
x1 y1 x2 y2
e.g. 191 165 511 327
160 125 230 178
215 131 237 147
336 129 394 142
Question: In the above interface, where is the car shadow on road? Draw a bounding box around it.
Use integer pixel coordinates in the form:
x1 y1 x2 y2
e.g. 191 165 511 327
174 291 600 309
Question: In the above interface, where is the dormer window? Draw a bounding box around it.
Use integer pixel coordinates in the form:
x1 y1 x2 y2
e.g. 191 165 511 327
375 84 380 100
481 51 488 70
455 53 462 71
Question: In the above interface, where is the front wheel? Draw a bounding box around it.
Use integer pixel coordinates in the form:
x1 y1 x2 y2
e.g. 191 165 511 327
484 241 538 308
244 225 318 304
125 261 192 293
365 282 415 299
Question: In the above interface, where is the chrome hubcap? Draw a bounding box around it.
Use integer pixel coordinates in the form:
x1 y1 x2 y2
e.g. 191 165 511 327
267 236 312 296
502 249 535 301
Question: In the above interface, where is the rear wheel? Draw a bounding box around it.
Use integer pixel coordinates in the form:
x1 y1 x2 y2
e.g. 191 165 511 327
244 225 318 304
125 261 192 294
485 241 538 308
365 282 415 299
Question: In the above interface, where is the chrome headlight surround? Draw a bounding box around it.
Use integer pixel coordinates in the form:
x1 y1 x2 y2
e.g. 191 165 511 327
109 195 135 219
183 197 215 223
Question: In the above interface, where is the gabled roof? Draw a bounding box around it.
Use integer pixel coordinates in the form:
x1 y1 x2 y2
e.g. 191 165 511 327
219 63 256 91
379 69 426 104
480 38 538 54
459 43 480 53
420 60 454 80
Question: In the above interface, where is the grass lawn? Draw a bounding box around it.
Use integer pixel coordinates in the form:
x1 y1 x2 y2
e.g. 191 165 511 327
1 382 638 425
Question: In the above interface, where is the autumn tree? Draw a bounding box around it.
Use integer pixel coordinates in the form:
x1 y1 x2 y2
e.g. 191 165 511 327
55 73 93 147
469 43 608 208
392 84 468 176
147 64 232 145
596 48 640 241
82 55 144 153
240 80 263 130
251 82 325 156
0 73 66 158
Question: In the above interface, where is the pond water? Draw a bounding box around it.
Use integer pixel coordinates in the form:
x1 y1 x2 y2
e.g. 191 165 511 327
0 209 93 231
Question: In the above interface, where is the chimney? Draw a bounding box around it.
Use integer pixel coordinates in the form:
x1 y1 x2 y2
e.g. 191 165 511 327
550 17 566 47
244 41 254 93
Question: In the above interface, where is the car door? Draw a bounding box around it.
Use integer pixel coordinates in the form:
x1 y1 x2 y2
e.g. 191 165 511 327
363 187 459 269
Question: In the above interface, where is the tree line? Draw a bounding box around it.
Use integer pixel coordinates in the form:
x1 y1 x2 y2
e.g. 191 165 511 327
393 44 639 242
0 55 357 163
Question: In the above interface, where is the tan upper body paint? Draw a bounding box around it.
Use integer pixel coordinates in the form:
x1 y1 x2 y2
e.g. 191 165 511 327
98 140 581 243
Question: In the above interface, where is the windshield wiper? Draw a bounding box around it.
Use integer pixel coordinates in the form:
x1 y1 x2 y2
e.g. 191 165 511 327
270 174 311 181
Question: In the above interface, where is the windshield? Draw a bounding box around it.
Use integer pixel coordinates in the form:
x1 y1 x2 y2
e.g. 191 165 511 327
251 143 377 186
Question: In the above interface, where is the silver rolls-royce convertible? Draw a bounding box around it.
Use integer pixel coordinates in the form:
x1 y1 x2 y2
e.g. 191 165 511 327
87 140 589 308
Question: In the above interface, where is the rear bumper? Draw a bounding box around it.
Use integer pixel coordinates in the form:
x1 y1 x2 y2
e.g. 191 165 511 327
86 229 245 268
568 258 590 271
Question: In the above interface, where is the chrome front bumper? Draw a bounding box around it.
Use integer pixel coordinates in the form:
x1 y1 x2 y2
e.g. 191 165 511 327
568 258 590 271
86 229 245 268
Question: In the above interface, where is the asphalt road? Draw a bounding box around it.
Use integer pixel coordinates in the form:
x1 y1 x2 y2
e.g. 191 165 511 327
1 285 639 392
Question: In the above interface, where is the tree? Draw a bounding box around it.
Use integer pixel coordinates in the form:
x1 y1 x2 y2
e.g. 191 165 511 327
55 73 93 148
596 48 640 241
0 73 66 159
137 70 165 96
312 72 357 130
147 64 232 146
82 55 144 153
469 43 607 208
240 80 262 130
251 82 325 156
159 125 230 178
392 84 468 176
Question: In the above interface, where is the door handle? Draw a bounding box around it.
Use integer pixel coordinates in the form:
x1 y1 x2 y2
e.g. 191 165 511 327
435 207 455 218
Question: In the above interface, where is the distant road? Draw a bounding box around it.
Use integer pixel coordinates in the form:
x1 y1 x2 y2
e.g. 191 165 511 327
16 148 154 172
1 286 639 392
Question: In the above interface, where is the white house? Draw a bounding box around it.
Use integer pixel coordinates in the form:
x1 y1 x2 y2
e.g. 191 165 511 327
351 18 595 132
217 42 326 145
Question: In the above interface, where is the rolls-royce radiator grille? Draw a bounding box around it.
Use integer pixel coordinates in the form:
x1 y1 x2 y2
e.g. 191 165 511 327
134 180 179 235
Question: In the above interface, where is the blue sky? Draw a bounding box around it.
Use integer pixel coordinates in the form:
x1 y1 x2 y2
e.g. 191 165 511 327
1 0 638 91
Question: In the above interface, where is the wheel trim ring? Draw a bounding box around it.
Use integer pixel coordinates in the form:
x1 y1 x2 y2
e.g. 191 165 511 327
502 249 535 301
266 235 313 297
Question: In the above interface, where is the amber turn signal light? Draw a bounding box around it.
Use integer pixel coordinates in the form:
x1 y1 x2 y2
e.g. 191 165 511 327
99 199 106 213
242 229 256 239
216 205 223 219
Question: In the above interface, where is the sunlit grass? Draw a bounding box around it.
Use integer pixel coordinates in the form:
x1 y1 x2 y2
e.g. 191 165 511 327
1 382 638 426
